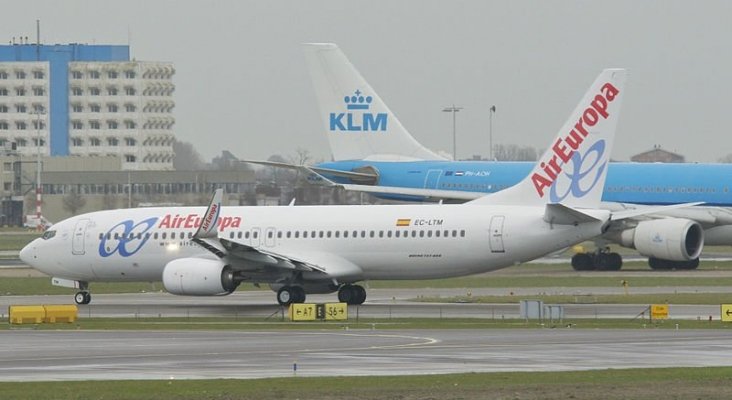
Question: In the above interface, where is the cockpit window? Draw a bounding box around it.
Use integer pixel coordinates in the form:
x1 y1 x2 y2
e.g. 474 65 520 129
42 230 56 240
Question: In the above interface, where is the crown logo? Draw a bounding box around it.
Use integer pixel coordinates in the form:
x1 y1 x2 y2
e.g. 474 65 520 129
344 89 373 110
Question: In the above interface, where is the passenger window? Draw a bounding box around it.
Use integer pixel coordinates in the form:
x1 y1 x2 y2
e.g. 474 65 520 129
452 230 457 237
268 231 273 239
361 231 366 238
171 232 176 239
444 230 449 237
154 232 158 239
98 233 103 240
277 231 282 239
319 231 324 238
427 231 432 238
162 232 167 239
286 231 291 238
334 231 339 238
419 231 425 238
435 230 440 237
304 231 308 238
460 230 466 237
343 231 348 238
114 233 119 239
395 231 400 238
387 231 392 238
253 231 258 239
237 231 242 239
229 232 234 239
311 231 316 238
411 231 417 238
379 231 384 238
369 231 375 238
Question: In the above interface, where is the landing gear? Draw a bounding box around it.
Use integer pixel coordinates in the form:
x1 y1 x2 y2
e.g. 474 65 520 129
276 286 306 306
571 249 623 271
74 291 91 305
338 284 367 305
648 257 700 270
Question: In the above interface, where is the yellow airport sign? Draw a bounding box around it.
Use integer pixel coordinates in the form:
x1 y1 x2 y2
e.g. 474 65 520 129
323 303 348 321
289 304 317 321
721 304 732 322
650 304 669 320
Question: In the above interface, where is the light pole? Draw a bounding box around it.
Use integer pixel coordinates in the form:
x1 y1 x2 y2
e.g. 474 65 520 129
489 105 496 160
29 108 46 230
442 104 463 160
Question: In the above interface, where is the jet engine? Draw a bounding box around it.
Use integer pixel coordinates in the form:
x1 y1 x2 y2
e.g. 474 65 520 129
163 258 239 296
614 218 703 261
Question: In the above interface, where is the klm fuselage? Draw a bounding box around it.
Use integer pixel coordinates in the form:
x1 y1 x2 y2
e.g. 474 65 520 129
318 161 732 205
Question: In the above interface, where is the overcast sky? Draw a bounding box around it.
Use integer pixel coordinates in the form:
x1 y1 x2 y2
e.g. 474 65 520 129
4 1 732 163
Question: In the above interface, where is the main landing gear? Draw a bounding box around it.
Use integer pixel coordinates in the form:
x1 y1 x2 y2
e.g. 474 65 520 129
571 248 623 271
277 286 306 306
338 284 366 305
74 291 92 305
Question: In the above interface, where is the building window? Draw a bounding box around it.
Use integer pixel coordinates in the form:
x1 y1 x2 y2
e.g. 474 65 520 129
108 71 118 79
90 87 101 96
0 71 7 79
108 104 118 113
33 71 44 79
125 120 136 129
33 138 45 146
15 71 26 79
90 137 101 146
0 105 7 113
125 87 136 96
107 87 118 96
0 121 8 130
72 104 83 112
71 71 82 79
125 155 136 162
108 137 119 146
17 138 27 146
32 120 45 130
71 137 83 146
90 71 100 79
90 104 101 113
15 88 25 96
90 121 100 130
15 104 26 113
72 87 83 96
72 121 83 129
125 70 136 79
15 121 26 130
107 120 118 129
32 87 45 96
125 137 136 146
0 88 7 96
33 104 44 113
125 103 136 112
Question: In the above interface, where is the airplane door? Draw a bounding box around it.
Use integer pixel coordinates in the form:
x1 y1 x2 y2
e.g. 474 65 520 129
264 227 276 247
424 169 442 189
489 215 505 253
251 227 261 247
72 218 90 255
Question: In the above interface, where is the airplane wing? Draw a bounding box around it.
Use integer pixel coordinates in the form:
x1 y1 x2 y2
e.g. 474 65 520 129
219 237 363 281
242 160 376 182
609 202 705 221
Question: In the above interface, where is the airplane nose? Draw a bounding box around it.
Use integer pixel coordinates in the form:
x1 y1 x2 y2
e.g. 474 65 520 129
19 241 36 265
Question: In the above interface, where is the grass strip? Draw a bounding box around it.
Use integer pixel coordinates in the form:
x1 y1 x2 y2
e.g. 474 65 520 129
1 367 731 400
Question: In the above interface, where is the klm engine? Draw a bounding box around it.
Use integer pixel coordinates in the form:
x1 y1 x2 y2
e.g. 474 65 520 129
162 258 239 296
615 218 704 261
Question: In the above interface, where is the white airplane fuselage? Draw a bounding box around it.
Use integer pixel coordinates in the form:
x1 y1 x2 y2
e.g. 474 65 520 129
21 203 607 284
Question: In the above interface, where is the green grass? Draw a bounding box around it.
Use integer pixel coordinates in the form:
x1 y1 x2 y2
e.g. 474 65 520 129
2 317 730 331
415 292 732 305
1 367 731 400
0 231 39 251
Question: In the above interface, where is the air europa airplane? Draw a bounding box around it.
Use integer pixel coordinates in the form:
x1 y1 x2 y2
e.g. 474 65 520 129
21 69 664 306
248 43 725 271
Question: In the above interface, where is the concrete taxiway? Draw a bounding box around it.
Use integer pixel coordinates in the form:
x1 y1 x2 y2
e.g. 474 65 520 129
1 329 731 381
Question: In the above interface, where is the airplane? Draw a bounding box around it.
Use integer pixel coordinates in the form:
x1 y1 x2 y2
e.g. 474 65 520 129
20 68 657 307
248 43 729 271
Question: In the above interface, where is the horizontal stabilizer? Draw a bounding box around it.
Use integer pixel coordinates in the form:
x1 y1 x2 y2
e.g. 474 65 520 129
243 159 376 181
544 203 601 225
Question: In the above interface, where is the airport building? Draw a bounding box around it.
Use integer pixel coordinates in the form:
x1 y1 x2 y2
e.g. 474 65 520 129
0 42 175 170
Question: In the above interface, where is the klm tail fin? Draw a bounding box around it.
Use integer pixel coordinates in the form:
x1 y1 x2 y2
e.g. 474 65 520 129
303 43 445 161
470 69 627 209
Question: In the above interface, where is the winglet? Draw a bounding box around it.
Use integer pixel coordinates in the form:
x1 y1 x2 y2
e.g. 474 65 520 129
194 188 223 239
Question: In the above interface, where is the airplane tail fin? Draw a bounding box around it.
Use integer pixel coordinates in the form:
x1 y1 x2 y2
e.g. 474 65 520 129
470 69 627 209
303 43 445 162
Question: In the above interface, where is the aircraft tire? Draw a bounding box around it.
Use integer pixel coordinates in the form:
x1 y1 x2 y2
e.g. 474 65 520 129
352 285 367 305
292 286 306 303
571 253 594 271
603 253 623 271
338 285 355 304
277 286 295 306
75 291 91 305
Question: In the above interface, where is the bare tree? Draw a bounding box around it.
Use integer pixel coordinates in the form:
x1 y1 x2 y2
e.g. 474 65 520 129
493 144 538 161
62 190 87 216
173 139 206 170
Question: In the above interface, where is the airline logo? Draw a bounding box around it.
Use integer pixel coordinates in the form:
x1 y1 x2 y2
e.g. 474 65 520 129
99 214 242 257
329 89 387 132
531 82 620 198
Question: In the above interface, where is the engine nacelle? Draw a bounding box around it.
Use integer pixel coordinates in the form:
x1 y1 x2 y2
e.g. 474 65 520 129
163 258 239 296
615 218 703 261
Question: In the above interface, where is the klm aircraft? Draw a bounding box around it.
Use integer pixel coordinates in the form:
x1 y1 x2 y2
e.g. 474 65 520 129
250 44 730 271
